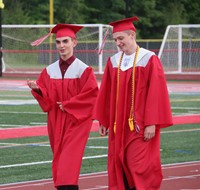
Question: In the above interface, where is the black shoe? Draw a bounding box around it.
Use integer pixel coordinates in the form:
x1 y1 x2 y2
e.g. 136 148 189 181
57 185 79 190
57 186 67 190
68 185 78 190
130 187 136 190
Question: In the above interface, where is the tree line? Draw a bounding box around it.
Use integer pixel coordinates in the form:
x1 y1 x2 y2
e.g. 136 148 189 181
2 0 200 39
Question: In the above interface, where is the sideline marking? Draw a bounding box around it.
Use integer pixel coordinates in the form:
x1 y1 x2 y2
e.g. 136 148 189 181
163 174 200 181
0 155 108 169
1 161 200 187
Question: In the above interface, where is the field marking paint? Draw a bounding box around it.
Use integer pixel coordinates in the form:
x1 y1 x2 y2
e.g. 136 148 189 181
0 155 108 169
163 174 200 181
0 161 200 189
0 111 45 114
86 146 108 149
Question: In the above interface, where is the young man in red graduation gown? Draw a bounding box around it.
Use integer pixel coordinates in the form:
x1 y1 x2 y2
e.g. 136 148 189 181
93 16 173 190
27 24 98 190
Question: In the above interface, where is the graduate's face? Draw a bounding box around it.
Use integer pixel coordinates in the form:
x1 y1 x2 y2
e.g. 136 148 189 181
56 36 77 60
113 31 136 55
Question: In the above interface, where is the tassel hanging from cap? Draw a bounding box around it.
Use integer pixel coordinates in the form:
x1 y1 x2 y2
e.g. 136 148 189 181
31 30 52 46
135 122 140 133
98 29 109 55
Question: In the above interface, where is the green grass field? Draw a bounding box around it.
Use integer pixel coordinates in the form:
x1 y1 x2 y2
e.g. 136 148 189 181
0 84 200 185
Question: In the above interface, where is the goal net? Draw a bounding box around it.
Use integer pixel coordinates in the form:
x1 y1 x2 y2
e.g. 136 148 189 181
2 24 117 76
158 24 200 73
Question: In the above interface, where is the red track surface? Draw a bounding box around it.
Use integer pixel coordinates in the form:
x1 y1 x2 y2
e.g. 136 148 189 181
0 79 200 189
1 113 200 139
0 161 200 190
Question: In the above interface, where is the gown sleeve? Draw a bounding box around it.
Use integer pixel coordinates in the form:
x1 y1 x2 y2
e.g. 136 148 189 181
62 67 98 123
144 55 173 128
93 59 112 128
31 69 53 112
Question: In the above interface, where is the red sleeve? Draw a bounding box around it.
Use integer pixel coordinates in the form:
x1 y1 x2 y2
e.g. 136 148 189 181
62 67 98 122
144 55 173 128
31 69 53 112
93 59 112 128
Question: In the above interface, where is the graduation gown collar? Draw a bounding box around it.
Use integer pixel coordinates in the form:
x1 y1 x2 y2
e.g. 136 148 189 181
111 47 155 71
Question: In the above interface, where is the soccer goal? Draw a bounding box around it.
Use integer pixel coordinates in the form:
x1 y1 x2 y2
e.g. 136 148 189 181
158 24 200 74
1 24 117 76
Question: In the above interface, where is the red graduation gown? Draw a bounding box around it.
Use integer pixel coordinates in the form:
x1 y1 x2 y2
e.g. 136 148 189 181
31 58 98 187
93 48 173 190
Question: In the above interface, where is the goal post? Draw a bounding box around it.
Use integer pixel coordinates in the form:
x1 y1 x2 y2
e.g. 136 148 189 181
4 24 200 77
1 24 116 75
158 24 200 74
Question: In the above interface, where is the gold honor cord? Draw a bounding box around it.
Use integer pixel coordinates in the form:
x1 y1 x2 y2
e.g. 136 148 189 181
129 46 140 131
114 47 140 133
113 52 124 134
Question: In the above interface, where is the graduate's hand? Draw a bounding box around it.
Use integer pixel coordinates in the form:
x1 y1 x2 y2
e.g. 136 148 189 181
27 79 39 90
144 125 156 141
99 125 108 136
57 102 64 112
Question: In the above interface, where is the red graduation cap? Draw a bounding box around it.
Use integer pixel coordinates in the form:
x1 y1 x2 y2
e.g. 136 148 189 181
98 16 139 54
109 16 139 33
31 24 83 46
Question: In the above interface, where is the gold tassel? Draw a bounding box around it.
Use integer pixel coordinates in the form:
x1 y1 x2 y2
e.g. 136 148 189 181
128 117 134 131
114 122 116 133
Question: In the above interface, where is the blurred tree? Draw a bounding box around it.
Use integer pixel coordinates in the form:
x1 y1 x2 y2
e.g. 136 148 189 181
1 0 200 38
53 0 88 24
84 0 125 23
127 0 162 38
184 0 200 24
2 0 32 24
26 0 49 24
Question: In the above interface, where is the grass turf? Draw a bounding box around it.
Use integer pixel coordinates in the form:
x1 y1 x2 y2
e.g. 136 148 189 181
0 90 200 184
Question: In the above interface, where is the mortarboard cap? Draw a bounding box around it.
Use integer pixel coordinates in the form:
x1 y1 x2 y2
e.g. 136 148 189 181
31 24 83 46
109 16 139 33
51 24 83 39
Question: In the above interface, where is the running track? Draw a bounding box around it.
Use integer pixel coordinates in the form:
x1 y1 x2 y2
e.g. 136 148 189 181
1 79 200 94
0 80 200 189
0 161 200 190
